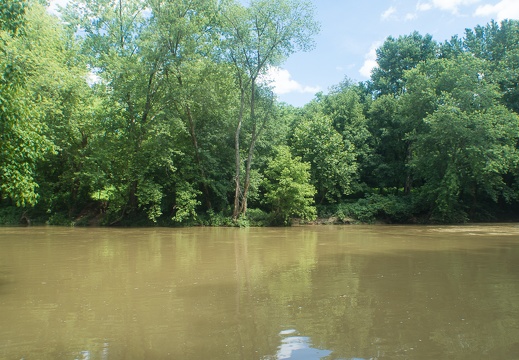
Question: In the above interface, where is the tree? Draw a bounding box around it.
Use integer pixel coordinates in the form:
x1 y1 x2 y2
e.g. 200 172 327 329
365 94 407 191
262 145 316 225
321 86 371 191
413 104 519 222
64 0 196 222
464 20 519 114
65 0 150 220
371 31 438 97
12 2 105 218
0 0 27 35
149 0 236 212
291 114 357 203
221 0 319 219
165 59 237 213
0 1 54 207
408 56 519 221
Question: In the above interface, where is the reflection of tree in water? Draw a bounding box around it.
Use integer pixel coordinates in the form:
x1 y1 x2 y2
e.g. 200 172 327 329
297 247 519 359
3 227 519 359
244 230 519 359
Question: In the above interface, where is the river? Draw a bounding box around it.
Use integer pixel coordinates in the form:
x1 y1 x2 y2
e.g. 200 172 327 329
1 225 519 359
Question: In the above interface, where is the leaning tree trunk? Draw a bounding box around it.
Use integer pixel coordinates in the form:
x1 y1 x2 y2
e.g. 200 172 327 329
239 81 256 216
233 84 246 220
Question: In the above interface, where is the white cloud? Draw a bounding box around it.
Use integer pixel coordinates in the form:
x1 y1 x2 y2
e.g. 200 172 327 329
381 6 397 20
260 67 321 95
434 0 481 13
418 0 480 14
359 42 381 78
474 0 519 21
417 2 433 11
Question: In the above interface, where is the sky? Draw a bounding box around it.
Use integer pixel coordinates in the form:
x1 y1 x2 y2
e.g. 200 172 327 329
48 0 519 107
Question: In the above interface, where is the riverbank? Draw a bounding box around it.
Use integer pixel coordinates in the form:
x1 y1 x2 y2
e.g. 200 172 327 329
2 202 518 228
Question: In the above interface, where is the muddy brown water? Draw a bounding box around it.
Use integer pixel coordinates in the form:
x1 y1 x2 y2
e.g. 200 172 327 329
1 225 519 359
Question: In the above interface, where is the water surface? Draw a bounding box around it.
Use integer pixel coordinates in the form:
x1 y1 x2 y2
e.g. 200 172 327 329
1 225 519 359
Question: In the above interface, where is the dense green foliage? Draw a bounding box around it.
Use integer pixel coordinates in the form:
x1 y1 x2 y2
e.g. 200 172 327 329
262 145 316 225
1 0 519 225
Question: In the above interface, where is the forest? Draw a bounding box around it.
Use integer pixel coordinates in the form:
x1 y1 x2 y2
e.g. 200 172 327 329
1 0 519 226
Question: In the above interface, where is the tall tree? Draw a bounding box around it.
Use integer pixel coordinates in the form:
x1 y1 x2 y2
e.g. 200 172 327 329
371 31 438 97
14 2 103 218
149 0 235 211
407 56 519 221
0 1 54 207
464 20 519 114
64 0 186 222
221 0 319 219
321 86 371 191
365 94 407 191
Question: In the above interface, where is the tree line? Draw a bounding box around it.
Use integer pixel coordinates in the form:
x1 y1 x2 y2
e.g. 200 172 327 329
1 0 519 225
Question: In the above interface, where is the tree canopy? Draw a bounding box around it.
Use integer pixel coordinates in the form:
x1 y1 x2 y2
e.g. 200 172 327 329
1 1 519 225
